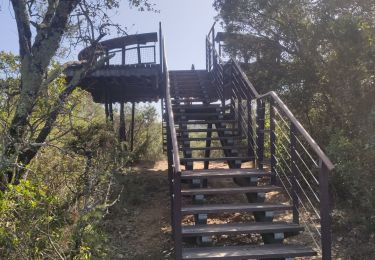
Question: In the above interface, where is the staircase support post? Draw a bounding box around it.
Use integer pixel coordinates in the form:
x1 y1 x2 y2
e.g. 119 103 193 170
119 102 126 142
108 100 113 122
104 101 109 122
173 170 182 260
204 123 212 170
130 102 135 152
290 123 299 224
320 162 332 260
165 99 175 238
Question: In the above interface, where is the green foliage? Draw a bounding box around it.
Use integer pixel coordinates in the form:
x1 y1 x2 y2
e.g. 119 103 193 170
215 0 375 232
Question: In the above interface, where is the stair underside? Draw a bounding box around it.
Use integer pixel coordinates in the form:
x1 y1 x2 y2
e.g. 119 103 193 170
181 222 303 236
182 244 317 259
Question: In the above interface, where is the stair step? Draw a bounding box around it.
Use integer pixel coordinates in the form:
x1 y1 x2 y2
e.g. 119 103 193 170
182 244 316 259
181 203 293 215
180 157 253 163
181 185 281 195
174 112 222 116
180 146 247 151
181 222 304 236
173 99 218 104
173 104 221 109
176 128 238 133
176 120 236 125
178 136 242 142
181 168 270 179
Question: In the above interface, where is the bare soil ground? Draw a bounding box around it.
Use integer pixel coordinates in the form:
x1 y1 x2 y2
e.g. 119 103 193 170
101 160 375 259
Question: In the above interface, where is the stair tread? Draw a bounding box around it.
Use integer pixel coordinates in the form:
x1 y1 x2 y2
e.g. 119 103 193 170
176 120 235 124
181 168 270 179
181 222 303 236
180 146 248 151
176 128 238 133
173 104 221 109
180 157 253 162
181 203 292 214
178 136 242 141
182 244 316 259
181 185 282 195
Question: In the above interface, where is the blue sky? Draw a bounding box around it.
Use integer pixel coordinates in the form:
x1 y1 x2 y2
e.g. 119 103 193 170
0 0 219 117
0 0 218 70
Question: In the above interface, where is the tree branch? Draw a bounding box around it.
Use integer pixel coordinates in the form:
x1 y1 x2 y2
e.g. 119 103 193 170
11 0 32 58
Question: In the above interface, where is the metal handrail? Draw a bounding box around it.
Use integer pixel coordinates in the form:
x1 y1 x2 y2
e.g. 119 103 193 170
206 22 333 259
162 34 181 173
257 91 334 170
207 30 333 171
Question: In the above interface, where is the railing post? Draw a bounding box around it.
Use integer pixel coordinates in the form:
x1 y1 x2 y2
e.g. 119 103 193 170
173 170 182 259
122 46 125 65
159 22 163 73
165 98 175 237
320 161 332 260
270 99 276 185
247 100 255 160
238 97 242 137
290 123 299 224
256 99 265 170
208 43 212 71
137 44 141 64
212 26 216 70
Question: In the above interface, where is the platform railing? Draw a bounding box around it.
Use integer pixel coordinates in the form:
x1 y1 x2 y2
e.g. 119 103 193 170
207 24 334 260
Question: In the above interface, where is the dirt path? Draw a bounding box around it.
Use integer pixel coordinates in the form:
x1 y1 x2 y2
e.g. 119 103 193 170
101 161 173 259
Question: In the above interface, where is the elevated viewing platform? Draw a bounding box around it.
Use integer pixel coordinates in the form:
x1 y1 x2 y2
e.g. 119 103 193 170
68 31 162 103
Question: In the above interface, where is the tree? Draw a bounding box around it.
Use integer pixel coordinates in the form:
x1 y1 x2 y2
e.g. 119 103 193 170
214 0 375 231
0 0 152 187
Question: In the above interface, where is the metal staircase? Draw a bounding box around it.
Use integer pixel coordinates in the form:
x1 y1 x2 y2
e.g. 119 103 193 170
162 24 334 260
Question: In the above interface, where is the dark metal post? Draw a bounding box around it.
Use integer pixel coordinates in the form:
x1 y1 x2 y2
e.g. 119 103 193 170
270 99 277 184
173 170 182 260
130 102 135 151
290 123 299 224
208 42 212 71
247 100 254 160
212 25 215 69
256 100 265 170
206 39 208 71
109 102 114 122
137 44 141 64
119 102 126 142
204 123 212 169
238 97 242 137
122 46 125 65
159 22 163 69
165 100 174 237
104 102 109 122
319 161 332 260
105 49 109 66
